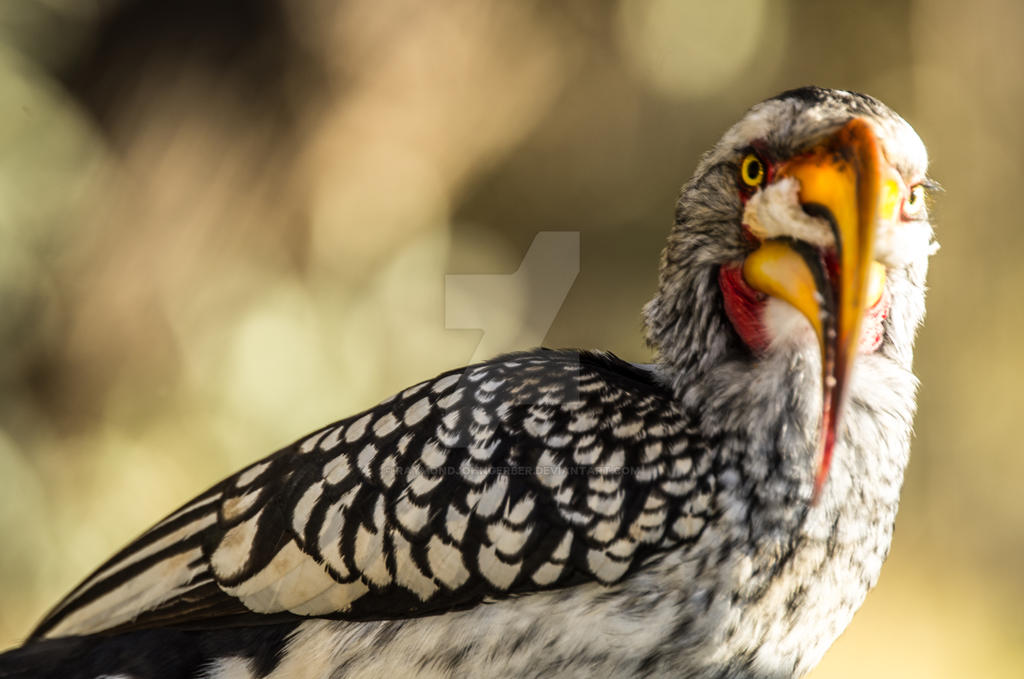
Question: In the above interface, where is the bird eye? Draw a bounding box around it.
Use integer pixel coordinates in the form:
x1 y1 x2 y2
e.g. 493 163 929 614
740 153 766 188
902 184 927 220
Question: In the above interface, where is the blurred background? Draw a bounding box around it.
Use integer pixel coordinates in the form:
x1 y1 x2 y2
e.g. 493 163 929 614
0 0 1021 675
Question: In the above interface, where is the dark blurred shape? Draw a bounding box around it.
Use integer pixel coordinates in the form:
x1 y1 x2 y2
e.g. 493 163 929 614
54 0 325 146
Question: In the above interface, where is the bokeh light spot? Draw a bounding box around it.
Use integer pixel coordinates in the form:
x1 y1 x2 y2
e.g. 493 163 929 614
616 0 774 98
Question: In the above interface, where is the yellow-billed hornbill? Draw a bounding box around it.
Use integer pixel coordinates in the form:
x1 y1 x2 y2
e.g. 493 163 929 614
0 87 937 679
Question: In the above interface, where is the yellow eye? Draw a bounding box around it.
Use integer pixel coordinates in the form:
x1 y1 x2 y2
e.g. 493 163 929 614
902 184 927 219
740 153 766 187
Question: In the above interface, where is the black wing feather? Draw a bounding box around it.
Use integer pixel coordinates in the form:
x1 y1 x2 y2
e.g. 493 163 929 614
32 350 715 639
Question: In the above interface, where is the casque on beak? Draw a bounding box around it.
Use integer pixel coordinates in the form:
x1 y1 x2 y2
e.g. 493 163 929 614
741 118 899 501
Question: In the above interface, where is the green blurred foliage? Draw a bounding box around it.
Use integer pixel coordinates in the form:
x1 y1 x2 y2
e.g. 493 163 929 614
0 0 1021 675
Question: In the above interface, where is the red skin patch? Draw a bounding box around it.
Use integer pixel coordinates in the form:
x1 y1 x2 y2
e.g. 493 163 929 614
718 263 890 355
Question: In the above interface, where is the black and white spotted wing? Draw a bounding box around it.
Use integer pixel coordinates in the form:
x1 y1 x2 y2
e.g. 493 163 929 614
32 350 717 639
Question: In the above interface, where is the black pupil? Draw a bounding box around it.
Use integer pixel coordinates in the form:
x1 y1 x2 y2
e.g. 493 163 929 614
746 159 761 180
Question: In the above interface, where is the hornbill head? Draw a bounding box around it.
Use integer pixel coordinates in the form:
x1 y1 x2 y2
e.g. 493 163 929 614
645 87 937 500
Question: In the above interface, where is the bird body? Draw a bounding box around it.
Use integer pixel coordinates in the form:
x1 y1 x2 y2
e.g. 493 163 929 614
0 87 936 678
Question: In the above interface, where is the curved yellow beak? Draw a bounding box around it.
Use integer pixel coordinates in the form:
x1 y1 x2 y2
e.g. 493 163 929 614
742 118 897 501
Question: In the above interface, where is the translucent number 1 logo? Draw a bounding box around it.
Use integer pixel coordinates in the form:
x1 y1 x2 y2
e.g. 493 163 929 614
445 232 581 363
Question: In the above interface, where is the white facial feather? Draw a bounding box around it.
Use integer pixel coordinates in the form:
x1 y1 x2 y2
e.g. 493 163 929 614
743 177 834 248
762 298 817 353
